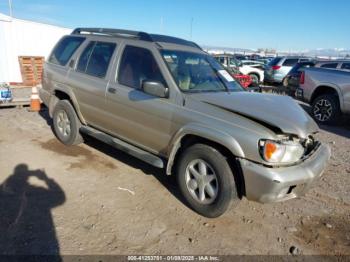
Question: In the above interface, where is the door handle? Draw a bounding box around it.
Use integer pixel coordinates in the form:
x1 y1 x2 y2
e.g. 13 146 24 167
108 87 116 94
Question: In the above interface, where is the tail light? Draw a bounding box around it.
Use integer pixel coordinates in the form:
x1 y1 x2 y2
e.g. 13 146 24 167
272 65 281 70
300 71 305 85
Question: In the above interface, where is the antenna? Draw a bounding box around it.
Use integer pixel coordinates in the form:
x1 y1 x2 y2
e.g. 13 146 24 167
190 17 193 40
160 16 164 33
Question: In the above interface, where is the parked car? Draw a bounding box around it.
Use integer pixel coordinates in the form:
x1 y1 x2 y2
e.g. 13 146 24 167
296 67 350 124
315 60 350 71
264 56 313 84
224 66 253 89
283 61 316 96
214 54 264 86
257 57 274 65
40 28 331 218
233 54 249 60
240 60 265 70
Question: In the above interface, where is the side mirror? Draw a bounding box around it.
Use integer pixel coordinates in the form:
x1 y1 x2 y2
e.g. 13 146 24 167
142 81 169 98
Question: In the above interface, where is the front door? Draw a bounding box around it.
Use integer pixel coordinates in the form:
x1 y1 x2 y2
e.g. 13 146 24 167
105 45 175 155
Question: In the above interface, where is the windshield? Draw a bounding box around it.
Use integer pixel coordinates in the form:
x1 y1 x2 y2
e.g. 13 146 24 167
161 50 243 93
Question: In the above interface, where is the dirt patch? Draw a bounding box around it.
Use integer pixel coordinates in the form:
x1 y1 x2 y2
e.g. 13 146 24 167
37 138 118 171
295 215 350 254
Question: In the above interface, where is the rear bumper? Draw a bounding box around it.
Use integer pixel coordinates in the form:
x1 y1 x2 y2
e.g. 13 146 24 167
39 87 51 107
239 143 331 203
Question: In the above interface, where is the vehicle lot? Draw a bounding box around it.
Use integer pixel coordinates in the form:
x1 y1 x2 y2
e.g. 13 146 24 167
0 107 349 255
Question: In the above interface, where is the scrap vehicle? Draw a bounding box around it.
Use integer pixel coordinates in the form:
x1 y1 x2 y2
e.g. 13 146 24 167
213 54 264 86
40 28 331 217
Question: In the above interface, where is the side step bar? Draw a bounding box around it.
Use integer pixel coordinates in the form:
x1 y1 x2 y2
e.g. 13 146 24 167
80 126 164 169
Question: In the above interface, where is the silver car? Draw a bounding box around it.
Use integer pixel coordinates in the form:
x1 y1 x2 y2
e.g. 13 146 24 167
39 28 331 217
265 56 313 84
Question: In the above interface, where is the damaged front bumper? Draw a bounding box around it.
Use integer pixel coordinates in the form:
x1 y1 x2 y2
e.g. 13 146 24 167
239 143 331 203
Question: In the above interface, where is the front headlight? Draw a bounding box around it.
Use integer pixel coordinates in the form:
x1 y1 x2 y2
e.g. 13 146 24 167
259 139 305 164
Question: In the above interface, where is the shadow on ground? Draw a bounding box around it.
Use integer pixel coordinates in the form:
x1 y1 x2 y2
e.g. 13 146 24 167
0 164 65 259
37 108 189 212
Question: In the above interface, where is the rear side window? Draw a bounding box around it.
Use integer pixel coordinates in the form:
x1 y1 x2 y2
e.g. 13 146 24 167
267 57 282 66
282 59 298 66
49 36 85 66
341 63 350 70
77 41 116 78
321 63 337 69
118 46 166 89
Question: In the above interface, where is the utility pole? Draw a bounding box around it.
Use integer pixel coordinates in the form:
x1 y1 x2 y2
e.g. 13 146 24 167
8 0 13 18
190 17 193 40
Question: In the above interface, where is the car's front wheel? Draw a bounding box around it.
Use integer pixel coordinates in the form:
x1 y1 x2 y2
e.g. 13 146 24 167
311 94 340 124
176 144 239 218
249 74 259 87
52 100 84 145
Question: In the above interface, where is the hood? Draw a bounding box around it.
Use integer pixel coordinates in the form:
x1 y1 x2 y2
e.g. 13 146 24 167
186 92 318 138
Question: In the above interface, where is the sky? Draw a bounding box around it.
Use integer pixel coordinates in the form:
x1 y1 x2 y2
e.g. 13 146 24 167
0 0 349 51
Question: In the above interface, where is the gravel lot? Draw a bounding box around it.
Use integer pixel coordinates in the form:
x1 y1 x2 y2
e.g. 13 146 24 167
0 105 349 256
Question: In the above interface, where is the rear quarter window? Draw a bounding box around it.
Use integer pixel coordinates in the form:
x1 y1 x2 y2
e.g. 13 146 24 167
49 36 85 66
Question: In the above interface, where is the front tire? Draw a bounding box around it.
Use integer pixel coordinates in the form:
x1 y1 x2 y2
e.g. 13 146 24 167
176 144 239 218
249 74 259 87
311 94 340 124
52 100 83 145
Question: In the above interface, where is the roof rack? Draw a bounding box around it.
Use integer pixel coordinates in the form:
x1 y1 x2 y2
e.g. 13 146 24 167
71 28 202 50
71 28 153 41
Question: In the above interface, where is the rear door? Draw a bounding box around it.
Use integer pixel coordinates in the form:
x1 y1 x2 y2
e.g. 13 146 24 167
66 39 117 128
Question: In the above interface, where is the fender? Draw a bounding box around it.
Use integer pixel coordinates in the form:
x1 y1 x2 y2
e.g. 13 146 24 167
313 83 344 111
50 84 87 125
166 123 245 175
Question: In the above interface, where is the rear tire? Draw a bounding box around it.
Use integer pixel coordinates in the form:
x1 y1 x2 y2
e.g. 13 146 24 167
52 100 84 145
176 144 239 218
311 94 340 125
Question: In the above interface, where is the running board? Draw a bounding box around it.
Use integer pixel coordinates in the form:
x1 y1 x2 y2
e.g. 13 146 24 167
80 126 164 168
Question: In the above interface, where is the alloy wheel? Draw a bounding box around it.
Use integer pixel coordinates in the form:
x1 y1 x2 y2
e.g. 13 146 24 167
56 110 71 137
313 99 333 122
185 159 218 205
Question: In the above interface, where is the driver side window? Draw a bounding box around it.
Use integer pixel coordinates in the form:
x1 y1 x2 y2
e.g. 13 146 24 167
118 46 166 89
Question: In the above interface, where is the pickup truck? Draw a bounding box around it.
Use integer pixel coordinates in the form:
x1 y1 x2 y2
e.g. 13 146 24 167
296 67 350 124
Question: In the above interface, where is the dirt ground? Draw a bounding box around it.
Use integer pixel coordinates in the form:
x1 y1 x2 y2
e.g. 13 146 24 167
0 106 349 256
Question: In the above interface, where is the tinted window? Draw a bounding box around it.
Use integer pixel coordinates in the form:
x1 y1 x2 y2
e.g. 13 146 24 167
282 59 299 66
77 41 116 78
49 36 85 66
321 63 337 69
77 42 95 72
267 57 282 66
118 46 166 89
341 63 350 70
